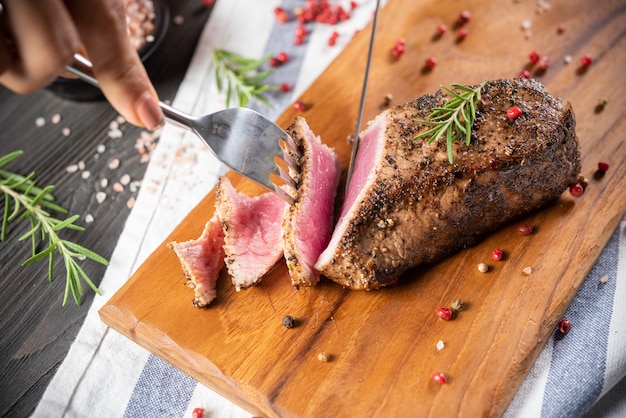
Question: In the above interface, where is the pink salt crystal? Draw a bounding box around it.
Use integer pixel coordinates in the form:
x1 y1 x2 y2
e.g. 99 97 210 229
108 159 120 170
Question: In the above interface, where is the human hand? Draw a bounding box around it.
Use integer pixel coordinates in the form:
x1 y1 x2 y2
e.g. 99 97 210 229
0 0 163 130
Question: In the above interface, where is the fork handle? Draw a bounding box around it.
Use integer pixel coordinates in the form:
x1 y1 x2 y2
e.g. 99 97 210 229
66 54 196 132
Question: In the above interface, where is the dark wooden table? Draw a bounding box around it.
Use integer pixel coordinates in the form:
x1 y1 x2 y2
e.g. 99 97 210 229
0 2 213 416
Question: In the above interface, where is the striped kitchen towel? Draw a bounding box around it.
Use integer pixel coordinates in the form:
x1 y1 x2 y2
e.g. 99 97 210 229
34 1 625 417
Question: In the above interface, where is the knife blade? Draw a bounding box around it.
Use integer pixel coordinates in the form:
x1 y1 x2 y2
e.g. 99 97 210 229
345 0 382 192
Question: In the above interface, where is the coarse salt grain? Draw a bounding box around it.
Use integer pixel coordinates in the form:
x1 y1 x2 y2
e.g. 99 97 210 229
173 15 184 25
35 117 45 127
100 178 109 188
97 144 106 153
51 113 62 124
85 214 94 224
522 266 533 276
62 127 71 136
126 0 156 50
600 275 609 283
436 340 445 350
129 180 141 192
78 161 86 170
127 196 136 209
81 171 91 179
564 55 572 64
66 164 79 173
96 191 107 204
108 128 123 139
108 159 120 170
317 352 330 362
120 174 131 185
112 182 124 192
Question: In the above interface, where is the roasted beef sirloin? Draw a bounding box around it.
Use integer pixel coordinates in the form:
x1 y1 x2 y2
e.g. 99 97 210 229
316 78 581 289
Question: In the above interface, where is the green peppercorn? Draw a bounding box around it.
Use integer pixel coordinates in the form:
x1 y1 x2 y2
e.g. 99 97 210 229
450 299 464 312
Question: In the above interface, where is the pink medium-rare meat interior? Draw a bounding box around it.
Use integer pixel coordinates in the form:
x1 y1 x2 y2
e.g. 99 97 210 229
283 117 340 286
216 177 285 290
167 214 225 308
316 114 384 268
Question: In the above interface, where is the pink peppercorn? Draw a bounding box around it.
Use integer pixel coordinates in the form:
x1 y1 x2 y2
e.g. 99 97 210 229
538 55 550 70
293 100 306 111
431 371 448 384
437 306 453 321
569 183 584 197
425 57 437 69
276 51 289 63
458 10 472 24
328 31 339 46
391 41 406 58
491 248 504 261
436 24 447 35
295 25 307 37
457 28 468 40
557 318 571 335
274 8 289 23
280 83 291 92
580 54 593 67
597 161 609 172
507 106 523 119
529 50 540 64
518 70 531 79
517 224 533 235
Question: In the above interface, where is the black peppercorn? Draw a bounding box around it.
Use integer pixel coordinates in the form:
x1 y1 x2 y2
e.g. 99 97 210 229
282 315 295 328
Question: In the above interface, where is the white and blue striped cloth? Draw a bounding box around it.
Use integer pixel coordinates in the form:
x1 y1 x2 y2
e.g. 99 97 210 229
34 1 625 416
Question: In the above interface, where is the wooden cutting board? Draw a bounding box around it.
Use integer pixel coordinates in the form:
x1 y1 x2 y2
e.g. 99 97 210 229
100 0 626 416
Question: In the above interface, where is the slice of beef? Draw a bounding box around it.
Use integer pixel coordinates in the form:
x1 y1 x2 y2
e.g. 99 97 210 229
167 214 224 308
215 177 285 290
282 116 341 287
316 78 581 289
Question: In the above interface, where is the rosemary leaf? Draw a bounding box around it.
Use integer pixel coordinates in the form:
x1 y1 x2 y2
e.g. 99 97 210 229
212 48 278 108
414 79 488 164
0 150 108 305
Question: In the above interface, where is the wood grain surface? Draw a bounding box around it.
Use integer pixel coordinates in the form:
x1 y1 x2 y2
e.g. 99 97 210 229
100 0 626 416
0 2 213 416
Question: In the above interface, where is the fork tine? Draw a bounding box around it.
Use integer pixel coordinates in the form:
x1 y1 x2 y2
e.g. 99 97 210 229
272 183 296 206
274 160 298 189
268 134 302 205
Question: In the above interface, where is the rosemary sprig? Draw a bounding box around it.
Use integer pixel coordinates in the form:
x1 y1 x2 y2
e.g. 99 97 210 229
212 48 278 108
414 79 488 164
0 150 108 306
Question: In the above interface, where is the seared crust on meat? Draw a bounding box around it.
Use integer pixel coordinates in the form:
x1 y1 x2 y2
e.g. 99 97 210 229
316 79 581 289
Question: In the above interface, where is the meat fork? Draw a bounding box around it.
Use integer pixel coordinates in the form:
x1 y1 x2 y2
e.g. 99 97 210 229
66 54 298 205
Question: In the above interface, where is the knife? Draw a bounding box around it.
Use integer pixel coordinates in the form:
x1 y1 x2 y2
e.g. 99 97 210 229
345 0 382 192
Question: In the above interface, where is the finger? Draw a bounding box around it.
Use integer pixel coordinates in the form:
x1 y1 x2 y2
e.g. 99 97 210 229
0 0 79 94
65 0 163 130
